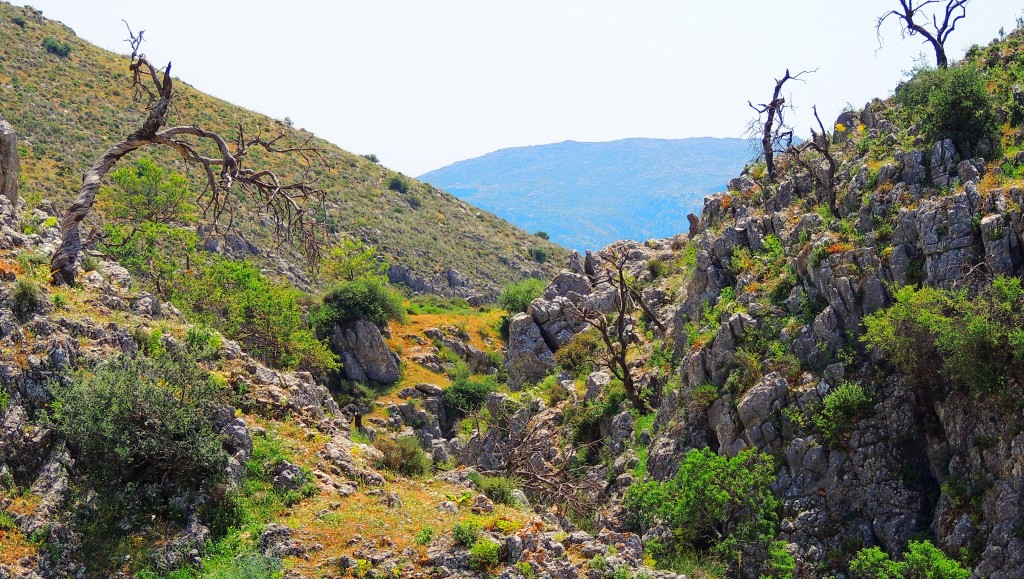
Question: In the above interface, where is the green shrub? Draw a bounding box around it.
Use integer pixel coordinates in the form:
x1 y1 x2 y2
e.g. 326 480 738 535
893 64 998 157
468 472 519 506
554 330 600 378
11 278 42 322
11 16 26 27
452 520 481 547
849 541 968 579
534 231 549 240
184 324 223 360
514 561 537 578
41 36 71 57
469 537 501 569
316 238 388 283
814 381 873 443
172 256 338 373
48 352 226 498
528 247 549 263
850 546 904 579
863 277 1024 396
623 448 783 575
101 157 195 225
372 436 431 477
414 526 435 546
903 540 969 579
442 375 496 417
499 278 546 314
387 174 409 194
313 275 407 331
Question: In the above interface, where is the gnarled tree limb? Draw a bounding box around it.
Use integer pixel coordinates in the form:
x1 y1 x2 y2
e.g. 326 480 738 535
51 26 327 285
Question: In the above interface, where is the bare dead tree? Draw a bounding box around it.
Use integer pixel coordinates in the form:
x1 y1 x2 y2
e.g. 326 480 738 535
50 25 328 285
877 0 969 69
491 412 603 519
788 106 838 214
567 252 660 413
747 69 814 184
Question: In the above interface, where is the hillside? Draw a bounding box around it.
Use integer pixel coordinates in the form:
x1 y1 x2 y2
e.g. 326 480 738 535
419 137 753 251
5 4 1024 579
0 3 566 299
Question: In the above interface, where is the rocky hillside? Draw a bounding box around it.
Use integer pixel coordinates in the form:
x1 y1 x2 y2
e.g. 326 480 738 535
420 137 753 251
4 5 1024 579
0 2 565 300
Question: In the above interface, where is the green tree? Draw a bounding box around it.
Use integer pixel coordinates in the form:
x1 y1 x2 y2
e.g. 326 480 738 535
499 278 546 314
49 352 226 495
312 275 407 331
316 238 388 283
863 277 1024 396
100 157 196 226
624 448 791 576
893 64 998 157
172 256 338 373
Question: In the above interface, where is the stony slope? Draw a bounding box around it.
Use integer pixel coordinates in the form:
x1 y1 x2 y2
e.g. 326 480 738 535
0 2 565 299
420 137 753 251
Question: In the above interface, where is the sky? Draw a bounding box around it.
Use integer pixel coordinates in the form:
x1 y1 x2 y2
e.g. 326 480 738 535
18 1 1020 176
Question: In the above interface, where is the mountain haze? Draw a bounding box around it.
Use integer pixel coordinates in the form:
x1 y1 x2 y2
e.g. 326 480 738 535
420 137 754 251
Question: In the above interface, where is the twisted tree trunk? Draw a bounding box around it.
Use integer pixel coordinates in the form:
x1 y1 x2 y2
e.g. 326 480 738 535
50 63 173 285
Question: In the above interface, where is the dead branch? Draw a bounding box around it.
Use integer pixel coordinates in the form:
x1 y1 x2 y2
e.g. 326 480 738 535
51 25 328 285
747 69 815 184
876 0 969 68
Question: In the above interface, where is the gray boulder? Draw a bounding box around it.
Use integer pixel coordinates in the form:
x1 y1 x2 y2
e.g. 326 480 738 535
327 318 400 384
0 115 19 205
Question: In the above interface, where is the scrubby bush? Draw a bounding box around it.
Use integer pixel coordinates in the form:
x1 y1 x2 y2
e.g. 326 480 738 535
814 381 873 443
48 353 226 497
468 471 519 506
42 36 71 57
387 174 409 193
453 519 481 547
849 541 968 579
469 537 501 570
414 526 435 546
554 330 600 378
623 448 790 576
903 540 970 578
534 231 550 240
893 64 998 157
372 436 431 477
316 238 388 283
850 546 905 579
442 375 496 417
173 257 338 373
499 278 546 314
863 277 1024 397
100 157 195 225
11 278 42 322
313 275 407 331
528 247 549 263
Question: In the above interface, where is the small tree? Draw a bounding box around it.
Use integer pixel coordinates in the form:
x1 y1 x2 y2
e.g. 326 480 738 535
100 157 195 228
788 106 838 214
748 69 814 183
51 25 328 285
877 0 969 69
567 251 664 412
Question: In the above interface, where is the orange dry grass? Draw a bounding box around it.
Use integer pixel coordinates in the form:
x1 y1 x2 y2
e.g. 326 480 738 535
282 472 531 576
0 527 36 566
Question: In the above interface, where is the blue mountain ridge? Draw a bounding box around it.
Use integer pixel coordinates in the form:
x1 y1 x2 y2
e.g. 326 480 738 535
418 137 755 252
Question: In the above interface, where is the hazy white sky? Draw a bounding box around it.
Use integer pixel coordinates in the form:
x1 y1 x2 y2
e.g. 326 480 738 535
19 1 1019 175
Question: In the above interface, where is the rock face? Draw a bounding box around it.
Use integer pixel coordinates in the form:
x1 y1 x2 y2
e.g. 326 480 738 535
327 318 400 384
0 115 18 205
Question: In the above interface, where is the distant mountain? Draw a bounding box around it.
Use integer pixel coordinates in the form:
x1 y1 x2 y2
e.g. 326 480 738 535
419 138 754 251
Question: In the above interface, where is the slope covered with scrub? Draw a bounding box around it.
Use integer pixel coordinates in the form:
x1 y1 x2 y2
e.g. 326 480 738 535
0 2 565 299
